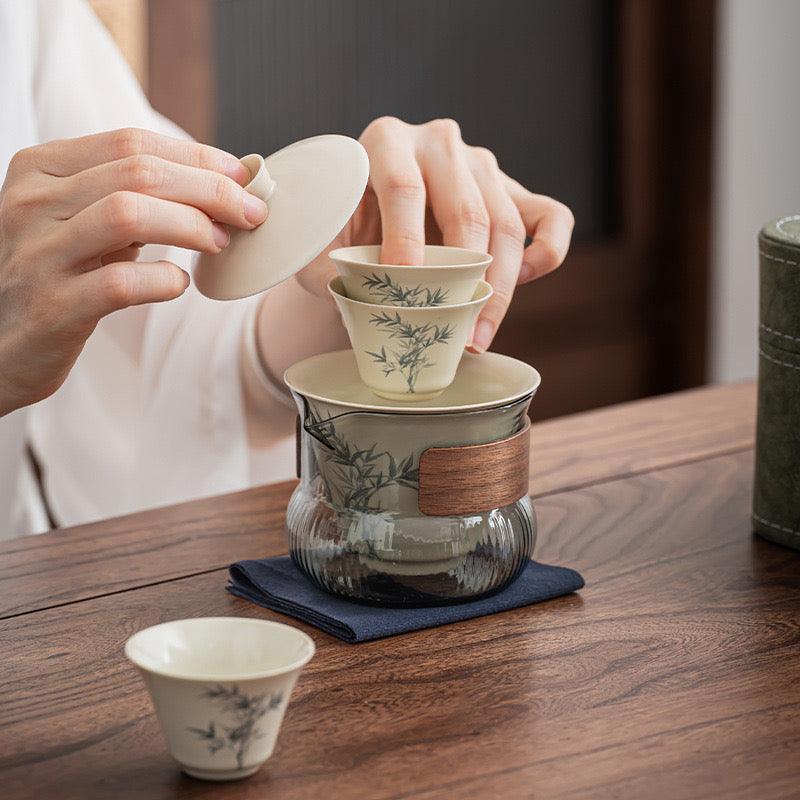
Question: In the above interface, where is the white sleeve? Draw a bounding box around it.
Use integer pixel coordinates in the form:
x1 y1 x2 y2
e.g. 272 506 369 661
32 0 186 143
25 0 295 528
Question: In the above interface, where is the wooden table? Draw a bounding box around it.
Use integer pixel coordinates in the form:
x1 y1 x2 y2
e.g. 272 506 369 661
2 380 799 799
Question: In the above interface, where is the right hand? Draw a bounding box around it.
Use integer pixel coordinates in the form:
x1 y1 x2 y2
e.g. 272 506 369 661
293 117 573 353
0 128 267 417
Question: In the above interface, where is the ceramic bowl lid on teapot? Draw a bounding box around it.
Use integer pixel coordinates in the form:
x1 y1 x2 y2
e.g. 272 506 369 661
194 134 369 300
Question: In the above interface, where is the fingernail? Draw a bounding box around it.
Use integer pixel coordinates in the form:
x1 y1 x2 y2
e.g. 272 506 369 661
212 222 230 249
243 193 268 226
471 320 494 353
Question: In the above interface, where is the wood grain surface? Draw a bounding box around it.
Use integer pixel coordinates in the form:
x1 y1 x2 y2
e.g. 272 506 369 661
529 379 756 496
0 382 756 619
4 381 798 800
0 484 291 619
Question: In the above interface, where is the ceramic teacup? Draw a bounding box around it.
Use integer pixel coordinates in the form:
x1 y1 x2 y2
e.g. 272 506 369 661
329 276 492 401
125 617 314 781
329 244 491 307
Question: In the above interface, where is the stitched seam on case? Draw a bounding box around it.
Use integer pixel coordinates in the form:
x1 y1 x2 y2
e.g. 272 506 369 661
760 323 800 345
759 347 800 371
759 249 800 266
775 214 800 242
753 512 800 536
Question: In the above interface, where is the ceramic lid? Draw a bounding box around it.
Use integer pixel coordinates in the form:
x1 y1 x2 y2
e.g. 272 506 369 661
194 134 370 300
284 349 541 413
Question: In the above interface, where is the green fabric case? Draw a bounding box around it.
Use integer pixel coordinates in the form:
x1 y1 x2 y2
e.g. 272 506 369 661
753 215 800 549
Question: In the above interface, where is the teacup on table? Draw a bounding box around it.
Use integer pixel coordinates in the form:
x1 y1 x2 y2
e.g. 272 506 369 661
329 275 492 401
329 244 491 306
125 617 314 781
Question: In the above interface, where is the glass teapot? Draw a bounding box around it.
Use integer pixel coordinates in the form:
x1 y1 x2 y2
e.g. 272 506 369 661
284 350 541 606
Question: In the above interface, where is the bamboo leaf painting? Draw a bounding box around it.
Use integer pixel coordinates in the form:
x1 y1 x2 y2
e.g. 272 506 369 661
366 310 455 393
361 272 449 307
304 408 421 513
187 685 285 770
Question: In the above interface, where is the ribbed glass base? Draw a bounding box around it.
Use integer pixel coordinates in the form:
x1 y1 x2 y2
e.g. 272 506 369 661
286 482 536 607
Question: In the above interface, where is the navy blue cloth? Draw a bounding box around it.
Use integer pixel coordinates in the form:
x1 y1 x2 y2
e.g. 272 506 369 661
227 557 584 643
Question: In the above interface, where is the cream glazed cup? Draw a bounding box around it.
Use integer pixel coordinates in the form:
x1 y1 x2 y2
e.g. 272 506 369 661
125 617 315 781
328 276 493 401
329 244 491 306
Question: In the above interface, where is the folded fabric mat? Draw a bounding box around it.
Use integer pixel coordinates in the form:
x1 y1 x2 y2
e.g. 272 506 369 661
228 556 584 643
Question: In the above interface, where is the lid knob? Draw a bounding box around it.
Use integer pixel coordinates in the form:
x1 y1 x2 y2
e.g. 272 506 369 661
240 153 277 203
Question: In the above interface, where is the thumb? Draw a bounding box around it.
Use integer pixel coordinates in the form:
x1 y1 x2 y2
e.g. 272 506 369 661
73 260 190 320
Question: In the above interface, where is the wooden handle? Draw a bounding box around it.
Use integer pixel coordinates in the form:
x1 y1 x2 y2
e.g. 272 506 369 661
418 418 531 516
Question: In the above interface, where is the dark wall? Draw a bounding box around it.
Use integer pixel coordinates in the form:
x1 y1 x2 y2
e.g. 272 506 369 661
213 0 616 240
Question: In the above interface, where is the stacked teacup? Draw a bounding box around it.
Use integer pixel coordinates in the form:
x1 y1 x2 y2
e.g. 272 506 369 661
328 245 493 401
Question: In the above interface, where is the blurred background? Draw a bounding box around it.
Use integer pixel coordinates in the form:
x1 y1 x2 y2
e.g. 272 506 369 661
91 0 800 420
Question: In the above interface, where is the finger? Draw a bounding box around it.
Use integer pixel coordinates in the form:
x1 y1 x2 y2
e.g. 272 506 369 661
99 244 142 266
27 127 249 184
467 151 527 353
348 189 383 247
69 260 190 321
421 133 490 254
360 118 426 265
504 176 574 283
54 156 267 229
55 191 231 266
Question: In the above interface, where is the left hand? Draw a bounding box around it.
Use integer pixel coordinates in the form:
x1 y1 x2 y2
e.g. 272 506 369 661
295 116 574 352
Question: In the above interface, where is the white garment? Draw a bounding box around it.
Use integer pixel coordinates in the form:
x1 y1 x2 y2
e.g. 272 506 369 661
0 0 295 540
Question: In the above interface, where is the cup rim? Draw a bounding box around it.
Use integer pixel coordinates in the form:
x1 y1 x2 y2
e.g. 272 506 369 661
329 244 492 269
328 275 493 309
285 350 541 414
125 616 315 682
